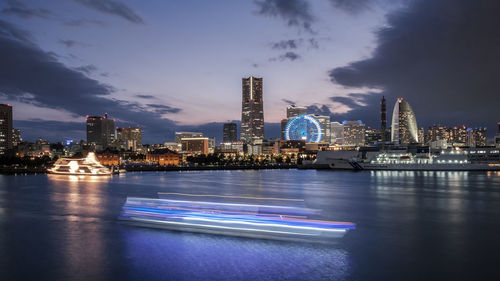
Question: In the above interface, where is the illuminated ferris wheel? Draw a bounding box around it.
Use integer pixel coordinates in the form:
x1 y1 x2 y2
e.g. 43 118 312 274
285 114 323 143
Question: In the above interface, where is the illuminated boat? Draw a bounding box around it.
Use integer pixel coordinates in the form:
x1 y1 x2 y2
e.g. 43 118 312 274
119 197 356 243
47 152 112 175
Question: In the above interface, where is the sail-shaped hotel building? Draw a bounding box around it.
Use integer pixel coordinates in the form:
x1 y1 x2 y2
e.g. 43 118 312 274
391 98 419 145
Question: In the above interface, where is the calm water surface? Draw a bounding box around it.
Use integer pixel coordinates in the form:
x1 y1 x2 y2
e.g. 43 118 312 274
1 170 500 280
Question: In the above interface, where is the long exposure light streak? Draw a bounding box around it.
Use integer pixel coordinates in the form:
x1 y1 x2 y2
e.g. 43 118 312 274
120 197 356 243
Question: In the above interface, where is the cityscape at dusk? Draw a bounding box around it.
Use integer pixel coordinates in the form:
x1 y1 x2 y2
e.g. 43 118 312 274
2 1 500 281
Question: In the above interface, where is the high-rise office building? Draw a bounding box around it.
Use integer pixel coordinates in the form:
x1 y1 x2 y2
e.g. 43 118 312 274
286 105 307 119
331 122 344 144
86 114 115 149
116 127 142 151
241 76 264 143
343 120 366 146
315 115 331 143
472 128 487 147
381 96 387 142
223 123 237 143
0 104 13 155
280 119 288 140
365 128 382 146
391 98 418 145
181 137 209 154
175 132 203 143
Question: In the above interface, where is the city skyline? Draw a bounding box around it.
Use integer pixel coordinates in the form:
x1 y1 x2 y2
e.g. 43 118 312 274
1 0 500 143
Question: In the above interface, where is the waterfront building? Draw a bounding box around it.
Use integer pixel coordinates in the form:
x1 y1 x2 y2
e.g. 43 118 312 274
418 127 425 145
163 142 182 152
278 140 306 154
315 115 331 144
331 122 344 144
280 119 288 140
426 125 451 144
208 137 216 154
96 149 120 166
241 76 264 143
472 128 487 147
0 104 13 156
181 137 209 154
175 132 203 143
286 105 307 119
365 128 382 146
146 149 180 165
116 127 142 152
343 120 366 146
86 114 115 150
391 98 418 145
451 126 468 145
216 141 245 155
12 129 21 147
223 123 237 143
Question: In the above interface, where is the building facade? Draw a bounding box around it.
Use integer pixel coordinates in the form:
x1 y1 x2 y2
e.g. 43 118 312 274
223 123 237 143
286 105 307 119
116 127 142 152
241 76 264 143
146 149 180 165
0 104 13 156
391 98 418 145
86 114 115 149
175 132 203 143
181 137 209 154
343 120 366 146
331 122 344 144
315 115 331 144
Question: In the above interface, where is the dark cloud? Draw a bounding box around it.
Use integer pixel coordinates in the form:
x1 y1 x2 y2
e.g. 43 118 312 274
146 104 182 114
135 94 156 99
327 0 373 14
75 64 98 75
329 0 500 136
271 39 298 50
1 0 53 19
270 51 301 62
0 19 180 143
58 39 91 48
73 0 144 24
254 0 314 33
63 19 106 27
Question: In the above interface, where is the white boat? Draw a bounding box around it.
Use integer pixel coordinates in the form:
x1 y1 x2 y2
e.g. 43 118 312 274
316 147 500 171
47 152 112 175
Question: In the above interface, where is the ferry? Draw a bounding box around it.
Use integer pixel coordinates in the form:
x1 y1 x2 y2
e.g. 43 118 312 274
316 147 500 171
119 197 355 243
47 152 112 175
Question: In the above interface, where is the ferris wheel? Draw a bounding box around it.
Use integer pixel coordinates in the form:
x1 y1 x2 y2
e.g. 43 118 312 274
285 114 323 143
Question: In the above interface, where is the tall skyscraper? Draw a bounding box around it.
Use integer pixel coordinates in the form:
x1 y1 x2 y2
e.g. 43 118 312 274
391 98 418 145
381 96 387 142
86 113 115 149
223 123 237 143
0 104 13 155
286 105 307 119
315 115 331 143
241 76 264 143
116 127 142 151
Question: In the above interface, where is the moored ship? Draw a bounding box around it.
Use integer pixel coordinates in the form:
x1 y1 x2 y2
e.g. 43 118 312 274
316 147 500 171
47 152 112 175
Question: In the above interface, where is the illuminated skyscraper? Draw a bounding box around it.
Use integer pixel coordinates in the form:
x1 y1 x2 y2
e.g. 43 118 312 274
331 122 344 144
280 119 288 140
86 113 115 149
241 76 264 143
0 104 13 155
315 115 331 143
391 98 418 145
223 123 237 143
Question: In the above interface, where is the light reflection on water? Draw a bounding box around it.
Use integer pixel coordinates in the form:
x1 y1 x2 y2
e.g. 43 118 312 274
1 170 500 280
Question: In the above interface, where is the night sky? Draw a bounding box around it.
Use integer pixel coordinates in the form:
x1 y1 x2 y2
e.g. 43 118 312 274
1 0 499 143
